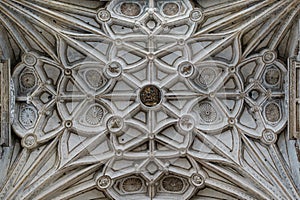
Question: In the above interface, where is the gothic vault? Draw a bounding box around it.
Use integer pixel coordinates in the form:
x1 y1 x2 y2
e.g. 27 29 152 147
0 0 300 199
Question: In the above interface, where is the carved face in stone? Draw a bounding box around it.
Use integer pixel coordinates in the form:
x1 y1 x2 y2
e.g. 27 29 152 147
140 85 162 107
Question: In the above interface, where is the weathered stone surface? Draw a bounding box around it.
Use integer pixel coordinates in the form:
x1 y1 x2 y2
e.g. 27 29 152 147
0 0 299 199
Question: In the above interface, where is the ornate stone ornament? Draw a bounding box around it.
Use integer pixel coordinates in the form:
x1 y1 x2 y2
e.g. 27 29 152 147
0 0 299 199
139 85 162 107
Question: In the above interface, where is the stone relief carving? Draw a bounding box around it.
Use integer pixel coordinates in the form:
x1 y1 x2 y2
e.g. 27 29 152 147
0 0 299 199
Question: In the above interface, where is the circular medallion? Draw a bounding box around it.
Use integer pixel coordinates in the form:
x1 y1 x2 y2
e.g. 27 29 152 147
20 72 36 89
198 102 217 123
265 68 280 85
97 9 111 22
262 51 276 63
106 62 122 78
120 3 141 16
97 175 112 189
85 105 104 125
190 9 203 22
22 134 37 149
191 174 204 187
178 115 195 132
163 3 179 16
162 176 184 192
198 68 216 86
20 106 37 127
178 62 194 78
122 177 143 192
262 130 277 144
140 85 162 107
23 53 37 66
265 102 281 123
85 69 104 89
107 116 124 133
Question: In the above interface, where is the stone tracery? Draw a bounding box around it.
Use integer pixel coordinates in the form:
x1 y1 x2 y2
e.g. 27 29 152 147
11 1 288 198
0 0 299 199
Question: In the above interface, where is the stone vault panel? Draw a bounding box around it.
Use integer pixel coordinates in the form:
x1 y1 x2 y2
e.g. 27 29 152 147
0 0 299 199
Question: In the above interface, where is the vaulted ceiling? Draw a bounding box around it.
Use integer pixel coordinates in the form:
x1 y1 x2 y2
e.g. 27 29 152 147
0 0 299 199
